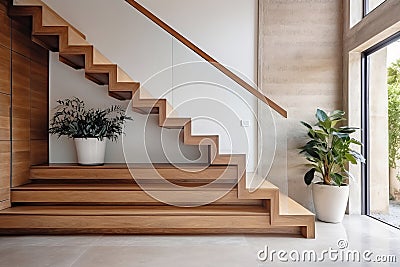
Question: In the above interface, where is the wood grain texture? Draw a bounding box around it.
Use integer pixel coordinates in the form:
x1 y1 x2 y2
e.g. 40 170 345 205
0 1 10 49
30 164 237 182
30 41 49 65
11 18 31 57
30 59 48 140
0 205 267 216
0 93 10 140
0 45 11 95
12 52 30 141
30 140 48 165
11 188 260 206
0 200 10 211
0 188 9 202
12 183 236 191
0 141 10 203
11 140 30 186
0 215 272 230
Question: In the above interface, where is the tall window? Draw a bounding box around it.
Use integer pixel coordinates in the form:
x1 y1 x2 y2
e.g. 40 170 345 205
362 33 400 229
364 0 386 16
350 0 387 28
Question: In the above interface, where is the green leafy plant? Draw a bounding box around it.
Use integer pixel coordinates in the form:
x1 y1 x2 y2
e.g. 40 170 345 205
49 97 132 141
299 109 365 187
388 59 400 170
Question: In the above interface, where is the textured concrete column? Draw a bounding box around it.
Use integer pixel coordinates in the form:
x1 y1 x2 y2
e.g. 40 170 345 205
369 48 389 213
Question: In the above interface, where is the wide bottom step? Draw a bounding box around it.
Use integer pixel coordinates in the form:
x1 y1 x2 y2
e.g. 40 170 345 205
0 205 302 235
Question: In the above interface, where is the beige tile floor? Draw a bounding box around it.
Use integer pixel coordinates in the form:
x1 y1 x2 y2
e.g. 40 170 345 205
0 215 399 267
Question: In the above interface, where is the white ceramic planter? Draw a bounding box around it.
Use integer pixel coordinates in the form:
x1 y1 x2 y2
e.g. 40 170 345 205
312 183 349 223
74 138 106 166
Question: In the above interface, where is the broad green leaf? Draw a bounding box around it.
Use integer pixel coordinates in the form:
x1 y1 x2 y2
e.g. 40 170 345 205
345 153 357 164
330 173 345 186
304 168 316 185
301 121 312 129
316 109 329 122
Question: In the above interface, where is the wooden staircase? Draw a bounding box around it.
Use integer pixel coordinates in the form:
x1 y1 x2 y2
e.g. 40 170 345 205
0 0 315 238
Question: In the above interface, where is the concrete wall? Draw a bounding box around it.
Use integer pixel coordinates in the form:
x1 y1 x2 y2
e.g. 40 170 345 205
259 0 343 210
43 0 258 169
369 48 389 213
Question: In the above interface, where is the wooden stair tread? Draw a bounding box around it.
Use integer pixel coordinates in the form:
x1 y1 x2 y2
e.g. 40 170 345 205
0 205 267 216
12 183 236 191
247 176 279 191
92 48 113 65
278 193 314 216
162 118 191 129
31 163 233 169
117 66 135 82
14 0 85 39
67 28 90 47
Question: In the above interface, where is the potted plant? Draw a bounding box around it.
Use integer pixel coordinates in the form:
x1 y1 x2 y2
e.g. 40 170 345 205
300 109 365 223
49 97 132 165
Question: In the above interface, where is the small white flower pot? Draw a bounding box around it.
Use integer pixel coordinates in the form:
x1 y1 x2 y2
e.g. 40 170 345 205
312 183 349 223
74 138 106 166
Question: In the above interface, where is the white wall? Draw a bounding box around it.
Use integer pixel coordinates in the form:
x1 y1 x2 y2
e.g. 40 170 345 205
44 0 258 169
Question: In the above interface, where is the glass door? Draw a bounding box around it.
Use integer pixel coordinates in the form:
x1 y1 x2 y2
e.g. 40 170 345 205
363 33 400 228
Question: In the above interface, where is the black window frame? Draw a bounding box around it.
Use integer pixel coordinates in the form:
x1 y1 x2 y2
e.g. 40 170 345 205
361 32 400 221
363 0 387 17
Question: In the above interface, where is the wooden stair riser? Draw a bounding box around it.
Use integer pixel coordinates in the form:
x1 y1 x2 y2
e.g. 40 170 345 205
0 215 303 235
30 165 238 184
0 205 299 235
11 189 262 206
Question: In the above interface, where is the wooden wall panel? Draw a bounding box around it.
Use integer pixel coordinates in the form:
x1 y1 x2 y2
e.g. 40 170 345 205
11 19 31 58
0 1 11 209
31 41 48 66
31 140 48 165
30 43 49 166
0 45 10 94
0 93 10 140
30 60 48 141
10 16 49 187
0 141 10 203
0 1 50 204
12 52 30 142
12 141 30 186
0 2 10 49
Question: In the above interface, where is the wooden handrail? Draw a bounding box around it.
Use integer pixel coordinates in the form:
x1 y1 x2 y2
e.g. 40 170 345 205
125 0 287 118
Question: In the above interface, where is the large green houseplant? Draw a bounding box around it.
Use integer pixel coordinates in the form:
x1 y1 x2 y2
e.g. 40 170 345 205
49 97 132 165
300 109 365 223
